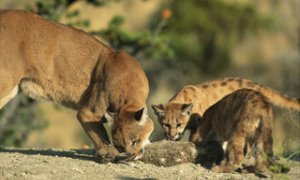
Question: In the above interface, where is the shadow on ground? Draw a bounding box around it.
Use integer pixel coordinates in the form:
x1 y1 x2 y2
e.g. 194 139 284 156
0 148 97 162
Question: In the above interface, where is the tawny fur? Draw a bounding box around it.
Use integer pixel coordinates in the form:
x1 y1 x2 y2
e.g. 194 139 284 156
190 89 273 173
152 77 300 142
0 10 154 159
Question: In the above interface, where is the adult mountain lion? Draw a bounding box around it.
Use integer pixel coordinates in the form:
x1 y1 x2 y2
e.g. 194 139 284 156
0 10 154 160
190 89 274 173
152 77 300 156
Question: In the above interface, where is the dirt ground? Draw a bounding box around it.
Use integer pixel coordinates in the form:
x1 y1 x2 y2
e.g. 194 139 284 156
0 148 299 180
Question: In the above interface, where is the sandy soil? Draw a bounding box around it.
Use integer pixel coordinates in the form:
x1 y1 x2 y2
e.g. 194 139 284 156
1 148 299 180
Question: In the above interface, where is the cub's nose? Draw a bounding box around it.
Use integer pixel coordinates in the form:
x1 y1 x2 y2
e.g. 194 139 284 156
167 132 184 141
167 134 179 141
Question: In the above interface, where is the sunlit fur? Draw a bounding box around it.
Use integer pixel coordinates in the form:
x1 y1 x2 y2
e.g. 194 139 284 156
0 10 154 159
111 108 154 159
152 103 195 141
190 89 274 173
152 77 300 157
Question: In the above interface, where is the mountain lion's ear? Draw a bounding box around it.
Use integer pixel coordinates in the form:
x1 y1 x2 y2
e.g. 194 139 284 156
151 104 165 117
181 103 193 116
104 111 116 123
135 107 148 126
135 108 145 121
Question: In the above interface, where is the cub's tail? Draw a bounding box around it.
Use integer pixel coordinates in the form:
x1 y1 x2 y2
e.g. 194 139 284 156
260 87 300 111
196 77 300 111
243 80 300 111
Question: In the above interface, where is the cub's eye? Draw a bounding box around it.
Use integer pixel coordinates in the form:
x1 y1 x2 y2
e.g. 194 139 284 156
132 139 140 147
177 123 182 128
162 123 170 128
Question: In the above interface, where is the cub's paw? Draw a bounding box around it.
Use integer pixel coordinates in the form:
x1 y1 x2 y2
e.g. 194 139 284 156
211 165 234 173
211 165 222 173
255 163 268 173
97 145 120 163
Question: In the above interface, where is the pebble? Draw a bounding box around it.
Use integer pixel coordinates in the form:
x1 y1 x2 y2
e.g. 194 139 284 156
128 162 136 168
12 158 19 163
72 167 84 173
20 172 27 177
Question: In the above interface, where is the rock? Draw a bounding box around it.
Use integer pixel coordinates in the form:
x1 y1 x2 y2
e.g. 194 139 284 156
139 140 197 167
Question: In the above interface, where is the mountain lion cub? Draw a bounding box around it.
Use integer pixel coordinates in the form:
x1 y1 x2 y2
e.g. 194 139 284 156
152 77 300 156
190 89 274 173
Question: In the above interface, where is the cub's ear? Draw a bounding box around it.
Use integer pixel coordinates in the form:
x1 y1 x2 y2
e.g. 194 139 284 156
151 104 165 117
181 103 193 116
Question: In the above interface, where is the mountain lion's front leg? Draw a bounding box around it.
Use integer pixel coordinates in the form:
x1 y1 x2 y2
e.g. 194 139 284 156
77 107 119 160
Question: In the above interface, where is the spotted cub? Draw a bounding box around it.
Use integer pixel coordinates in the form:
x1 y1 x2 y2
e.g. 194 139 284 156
191 89 274 173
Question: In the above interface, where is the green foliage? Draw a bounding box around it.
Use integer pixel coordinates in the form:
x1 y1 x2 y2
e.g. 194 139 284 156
24 0 121 27
0 96 48 147
266 151 300 174
285 150 300 160
268 155 292 174
25 0 87 28
157 0 273 75
269 163 291 174
94 15 173 58
25 0 67 21
94 15 146 51
24 0 174 60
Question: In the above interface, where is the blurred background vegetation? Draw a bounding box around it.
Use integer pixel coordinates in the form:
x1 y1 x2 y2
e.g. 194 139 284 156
0 0 299 156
